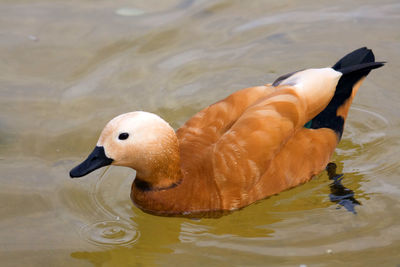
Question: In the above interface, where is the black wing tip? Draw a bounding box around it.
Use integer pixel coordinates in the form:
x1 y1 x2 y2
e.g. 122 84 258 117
337 61 385 75
273 48 384 87
332 47 385 71
309 48 384 138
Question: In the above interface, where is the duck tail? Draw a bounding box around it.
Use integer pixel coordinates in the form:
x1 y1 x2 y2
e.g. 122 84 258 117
308 47 384 139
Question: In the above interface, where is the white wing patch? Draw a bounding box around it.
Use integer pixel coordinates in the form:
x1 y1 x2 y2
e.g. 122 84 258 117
279 68 342 119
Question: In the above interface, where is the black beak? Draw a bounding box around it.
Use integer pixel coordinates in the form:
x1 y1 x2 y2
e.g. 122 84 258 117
70 146 113 178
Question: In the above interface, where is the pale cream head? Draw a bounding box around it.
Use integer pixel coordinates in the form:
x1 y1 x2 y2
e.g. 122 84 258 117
96 111 180 181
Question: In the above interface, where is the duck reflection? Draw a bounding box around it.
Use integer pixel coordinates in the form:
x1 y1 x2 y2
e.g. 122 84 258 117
70 162 363 266
326 162 361 214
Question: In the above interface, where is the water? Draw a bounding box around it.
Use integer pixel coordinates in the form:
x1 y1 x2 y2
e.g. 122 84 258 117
1 0 400 266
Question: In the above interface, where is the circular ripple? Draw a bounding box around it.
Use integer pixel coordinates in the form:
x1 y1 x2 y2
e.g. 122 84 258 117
93 167 135 219
343 106 389 145
80 220 140 247
337 106 394 174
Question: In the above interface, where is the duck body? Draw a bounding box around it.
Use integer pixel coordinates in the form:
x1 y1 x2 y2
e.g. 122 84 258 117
70 48 384 217
132 84 338 216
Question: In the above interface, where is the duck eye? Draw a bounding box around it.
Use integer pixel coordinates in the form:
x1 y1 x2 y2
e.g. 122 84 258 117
118 133 129 140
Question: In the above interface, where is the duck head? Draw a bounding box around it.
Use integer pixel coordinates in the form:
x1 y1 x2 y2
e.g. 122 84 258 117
70 111 181 187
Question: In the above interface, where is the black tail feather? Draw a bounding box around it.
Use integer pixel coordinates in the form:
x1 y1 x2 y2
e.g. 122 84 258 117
309 47 384 138
332 47 375 70
337 61 385 76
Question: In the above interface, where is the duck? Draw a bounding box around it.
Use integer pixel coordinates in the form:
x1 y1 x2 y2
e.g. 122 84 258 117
70 47 384 217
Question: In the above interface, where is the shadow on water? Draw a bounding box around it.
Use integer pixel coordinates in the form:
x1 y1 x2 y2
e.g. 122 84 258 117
326 162 361 214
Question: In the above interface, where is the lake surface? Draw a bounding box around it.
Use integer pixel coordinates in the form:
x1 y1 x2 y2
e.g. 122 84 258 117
1 0 399 266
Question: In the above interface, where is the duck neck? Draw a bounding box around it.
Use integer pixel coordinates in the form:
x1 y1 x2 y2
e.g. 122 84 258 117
134 155 183 192
132 132 183 192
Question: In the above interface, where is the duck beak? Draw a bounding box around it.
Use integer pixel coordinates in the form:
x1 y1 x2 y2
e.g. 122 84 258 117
70 146 113 178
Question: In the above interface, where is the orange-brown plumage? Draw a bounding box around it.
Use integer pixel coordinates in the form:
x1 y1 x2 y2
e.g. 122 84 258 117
70 47 384 217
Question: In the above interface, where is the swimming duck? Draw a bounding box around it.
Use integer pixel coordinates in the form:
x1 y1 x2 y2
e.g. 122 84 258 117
70 47 383 217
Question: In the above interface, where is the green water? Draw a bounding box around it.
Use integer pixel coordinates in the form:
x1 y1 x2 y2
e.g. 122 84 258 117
1 0 400 266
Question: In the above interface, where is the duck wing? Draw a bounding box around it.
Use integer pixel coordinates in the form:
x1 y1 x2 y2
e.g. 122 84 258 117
177 85 276 161
212 68 342 209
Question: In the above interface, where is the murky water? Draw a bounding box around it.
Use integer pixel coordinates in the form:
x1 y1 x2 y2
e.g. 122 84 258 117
1 0 400 266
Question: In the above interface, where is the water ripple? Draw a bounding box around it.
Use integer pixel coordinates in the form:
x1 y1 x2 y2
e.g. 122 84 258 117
80 220 140 247
79 167 140 247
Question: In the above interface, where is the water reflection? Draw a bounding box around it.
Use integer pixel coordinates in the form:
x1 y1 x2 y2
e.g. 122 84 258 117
69 155 383 266
326 162 361 214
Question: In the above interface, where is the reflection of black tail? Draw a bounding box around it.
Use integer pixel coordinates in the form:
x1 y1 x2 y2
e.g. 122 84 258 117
326 163 361 214
310 48 385 139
